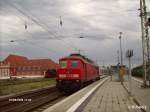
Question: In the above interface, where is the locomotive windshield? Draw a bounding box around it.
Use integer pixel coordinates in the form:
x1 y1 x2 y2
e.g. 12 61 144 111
60 61 67 68
71 61 78 68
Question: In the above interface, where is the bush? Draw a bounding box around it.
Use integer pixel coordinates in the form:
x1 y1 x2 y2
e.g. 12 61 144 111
132 67 143 77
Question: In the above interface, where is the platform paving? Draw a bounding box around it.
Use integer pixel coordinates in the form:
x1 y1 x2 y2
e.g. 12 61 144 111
43 77 109 112
123 77 150 112
81 76 142 112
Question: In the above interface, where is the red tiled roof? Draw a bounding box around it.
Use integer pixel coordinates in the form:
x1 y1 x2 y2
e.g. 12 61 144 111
29 59 59 69
3 54 59 69
4 54 28 63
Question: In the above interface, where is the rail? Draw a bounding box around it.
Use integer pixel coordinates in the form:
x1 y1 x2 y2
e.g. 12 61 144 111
0 86 64 112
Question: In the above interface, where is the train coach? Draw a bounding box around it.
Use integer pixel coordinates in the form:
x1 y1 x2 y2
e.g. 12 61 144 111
56 54 100 93
45 69 57 78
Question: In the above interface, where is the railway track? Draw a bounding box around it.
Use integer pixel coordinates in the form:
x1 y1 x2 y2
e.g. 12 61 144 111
0 75 108 112
32 95 66 112
0 86 65 112
33 75 108 112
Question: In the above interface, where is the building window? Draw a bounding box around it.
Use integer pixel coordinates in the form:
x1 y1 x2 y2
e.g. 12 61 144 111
17 67 21 71
27 66 30 71
23 66 25 71
34 66 37 71
33 66 36 70
26 66 28 71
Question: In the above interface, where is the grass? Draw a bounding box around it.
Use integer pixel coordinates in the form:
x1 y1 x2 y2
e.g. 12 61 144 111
0 78 56 96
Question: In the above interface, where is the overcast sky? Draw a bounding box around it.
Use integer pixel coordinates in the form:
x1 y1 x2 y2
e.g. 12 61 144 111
0 0 150 66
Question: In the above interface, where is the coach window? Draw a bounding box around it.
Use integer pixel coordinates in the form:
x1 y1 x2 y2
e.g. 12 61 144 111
71 61 78 68
60 61 67 68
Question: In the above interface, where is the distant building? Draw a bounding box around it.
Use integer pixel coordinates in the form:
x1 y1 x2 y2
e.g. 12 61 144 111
0 54 59 79
110 65 127 74
99 66 108 75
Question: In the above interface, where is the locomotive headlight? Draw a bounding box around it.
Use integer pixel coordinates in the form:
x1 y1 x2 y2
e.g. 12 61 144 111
72 74 79 78
59 74 66 78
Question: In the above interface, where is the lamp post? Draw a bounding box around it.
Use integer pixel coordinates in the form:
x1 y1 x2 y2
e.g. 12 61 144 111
118 32 124 84
119 32 123 66
117 50 120 65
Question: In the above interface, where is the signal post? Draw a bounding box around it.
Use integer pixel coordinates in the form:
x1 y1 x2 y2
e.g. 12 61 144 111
126 49 133 95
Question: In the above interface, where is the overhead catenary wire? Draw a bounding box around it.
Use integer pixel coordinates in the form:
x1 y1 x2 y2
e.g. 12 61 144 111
2 33 62 58
3 1 79 51
2 1 77 51
0 24 79 58
9 40 64 59
0 18 65 58
2 0 104 61
2 0 110 56
0 27 66 58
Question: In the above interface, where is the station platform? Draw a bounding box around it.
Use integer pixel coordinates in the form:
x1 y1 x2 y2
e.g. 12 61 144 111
80 77 142 112
43 75 144 112
43 77 109 112
123 77 150 112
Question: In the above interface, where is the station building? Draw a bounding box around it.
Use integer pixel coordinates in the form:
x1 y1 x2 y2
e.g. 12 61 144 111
0 54 59 79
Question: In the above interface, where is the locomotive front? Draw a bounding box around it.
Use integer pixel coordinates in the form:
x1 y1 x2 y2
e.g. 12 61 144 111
56 57 84 93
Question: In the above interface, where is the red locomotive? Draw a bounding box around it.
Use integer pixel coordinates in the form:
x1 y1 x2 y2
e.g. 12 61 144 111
56 54 100 93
